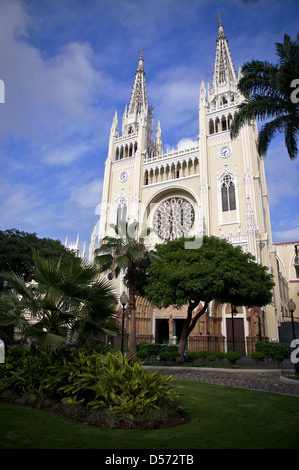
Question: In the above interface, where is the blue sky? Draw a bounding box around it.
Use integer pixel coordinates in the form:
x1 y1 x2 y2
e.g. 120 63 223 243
0 0 298 254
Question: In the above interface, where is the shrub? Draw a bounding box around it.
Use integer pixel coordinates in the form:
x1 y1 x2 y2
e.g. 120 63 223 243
136 343 163 361
215 352 226 361
225 351 241 366
255 342 290 366
136 350 148 360
251 351 265 367
274 354 285 365
0 348 177 419
162 345 179 353
197 350 210 362
186 352 201 363
159 344 179 362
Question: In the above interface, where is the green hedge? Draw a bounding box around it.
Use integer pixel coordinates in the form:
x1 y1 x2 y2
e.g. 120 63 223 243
255 342 290 365
136 343 180 362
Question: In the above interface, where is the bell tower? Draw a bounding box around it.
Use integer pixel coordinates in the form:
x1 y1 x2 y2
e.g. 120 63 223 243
97 50 161 244
198 15 273 264
198 16 277 338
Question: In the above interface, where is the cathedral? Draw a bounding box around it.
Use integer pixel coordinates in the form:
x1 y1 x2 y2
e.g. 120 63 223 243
78 18 298 353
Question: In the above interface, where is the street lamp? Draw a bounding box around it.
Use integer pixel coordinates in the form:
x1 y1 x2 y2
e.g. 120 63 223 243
231 304 238 352
257 308 262 342
120 291 128 354
287 298 299 376
287 298 297 341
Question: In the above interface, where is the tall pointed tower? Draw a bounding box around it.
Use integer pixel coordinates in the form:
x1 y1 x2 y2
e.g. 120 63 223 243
198 15 277 342
199 16 274 267
92 19 279 348
97 50 162 247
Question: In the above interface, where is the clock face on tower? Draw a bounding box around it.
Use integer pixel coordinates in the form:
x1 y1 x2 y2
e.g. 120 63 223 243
119 171 128 182
219 145 232 158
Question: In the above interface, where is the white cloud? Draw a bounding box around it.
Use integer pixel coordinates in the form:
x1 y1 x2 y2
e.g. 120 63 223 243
272 226 299 244
0 0 112 166
177 138 198 151
0 179 53 233
68 178 103 211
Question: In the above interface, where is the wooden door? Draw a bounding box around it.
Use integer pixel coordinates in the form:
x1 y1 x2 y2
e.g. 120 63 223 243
226 318 246 355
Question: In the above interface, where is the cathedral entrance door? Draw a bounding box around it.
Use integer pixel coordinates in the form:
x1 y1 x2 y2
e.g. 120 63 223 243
155 319 169 344
173 319 184 343
226 318 246 355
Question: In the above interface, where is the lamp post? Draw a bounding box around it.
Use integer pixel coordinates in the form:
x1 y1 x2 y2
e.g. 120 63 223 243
120 291 128 354
231 304 238 352
287 298 297 341
257 308 262 342
287 298 299 376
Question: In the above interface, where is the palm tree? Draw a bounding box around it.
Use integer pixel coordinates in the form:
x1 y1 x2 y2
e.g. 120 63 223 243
0 251 117 351
95 220 156 356
230 33 299 160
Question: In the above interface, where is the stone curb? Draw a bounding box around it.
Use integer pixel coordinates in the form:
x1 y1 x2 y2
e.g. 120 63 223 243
280 376 299 385
143 366 299 396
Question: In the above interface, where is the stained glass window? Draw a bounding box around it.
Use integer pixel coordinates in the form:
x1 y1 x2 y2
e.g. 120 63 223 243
153 196 195 240
221 174 236 212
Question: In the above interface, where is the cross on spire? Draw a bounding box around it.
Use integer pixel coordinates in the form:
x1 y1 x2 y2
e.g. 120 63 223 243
216 13 224 24
138 48 145 56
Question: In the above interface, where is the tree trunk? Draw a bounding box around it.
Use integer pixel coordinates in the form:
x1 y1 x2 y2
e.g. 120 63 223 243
128 305 137 356
176 300 208 363
128 278 137 356
177 317 190 363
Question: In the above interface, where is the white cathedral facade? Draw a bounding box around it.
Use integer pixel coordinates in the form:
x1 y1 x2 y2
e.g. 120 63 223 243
68 19 298 353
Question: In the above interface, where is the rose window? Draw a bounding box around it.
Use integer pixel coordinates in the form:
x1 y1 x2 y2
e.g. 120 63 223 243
153 196 195 240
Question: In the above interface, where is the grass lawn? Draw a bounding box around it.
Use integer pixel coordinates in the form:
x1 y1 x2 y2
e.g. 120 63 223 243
0 380 298 450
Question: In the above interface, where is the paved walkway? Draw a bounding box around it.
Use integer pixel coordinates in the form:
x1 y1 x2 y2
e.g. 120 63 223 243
144 365 299 396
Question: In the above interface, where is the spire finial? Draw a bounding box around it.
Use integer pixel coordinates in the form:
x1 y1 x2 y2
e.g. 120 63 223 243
128 49 148 115
137 48 145 72
216 13 226 40
216 13 224 25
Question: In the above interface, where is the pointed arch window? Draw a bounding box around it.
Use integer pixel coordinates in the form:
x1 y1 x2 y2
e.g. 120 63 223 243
116 196 128 225
221 174 236 212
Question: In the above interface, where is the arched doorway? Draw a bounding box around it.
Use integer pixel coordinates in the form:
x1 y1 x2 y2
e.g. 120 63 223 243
155 319 169 343
224 304 246 355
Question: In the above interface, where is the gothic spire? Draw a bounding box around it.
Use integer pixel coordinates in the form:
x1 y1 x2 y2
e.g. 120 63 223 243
212 15 237 90
110 110 118 137
128 49 148 116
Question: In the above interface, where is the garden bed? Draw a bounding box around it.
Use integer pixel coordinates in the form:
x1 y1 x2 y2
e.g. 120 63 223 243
0 394 190 430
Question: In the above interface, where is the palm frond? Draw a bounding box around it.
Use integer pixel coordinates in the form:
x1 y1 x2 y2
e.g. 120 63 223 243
32 250 62 288
257 115 286 156
0 309 29 329
239 60 279 98
25 327 68 352
230 94 292 140
0 271 33 299
232 33 299 160
94 252 113 272
284 122 299 160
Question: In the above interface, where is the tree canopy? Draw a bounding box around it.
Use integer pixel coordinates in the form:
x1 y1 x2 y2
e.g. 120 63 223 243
144 236 274 360
0 229 79 284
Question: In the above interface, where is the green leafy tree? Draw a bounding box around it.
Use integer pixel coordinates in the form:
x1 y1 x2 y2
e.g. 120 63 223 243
144 236 274 361
230 33 299 160
95 221 156 356
0 251 118 351
0 229 78 284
